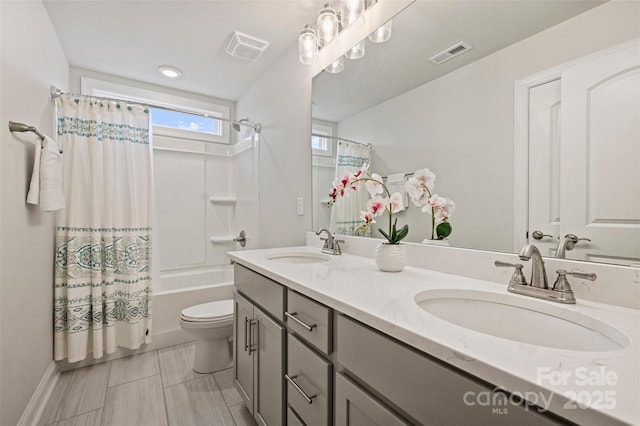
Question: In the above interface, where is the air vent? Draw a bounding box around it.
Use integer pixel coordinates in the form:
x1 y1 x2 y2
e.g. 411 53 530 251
428 42 472 65
226 31 270 62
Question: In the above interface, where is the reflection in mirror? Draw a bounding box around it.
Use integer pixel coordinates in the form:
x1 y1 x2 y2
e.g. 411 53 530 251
311 0 640 266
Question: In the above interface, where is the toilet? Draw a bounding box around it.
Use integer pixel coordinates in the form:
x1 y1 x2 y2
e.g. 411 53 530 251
179 299 234 373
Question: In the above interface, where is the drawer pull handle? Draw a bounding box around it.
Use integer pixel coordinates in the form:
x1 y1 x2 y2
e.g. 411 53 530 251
285 374 316 404
248 320 257 354
243 317 249 352
285 311 317 332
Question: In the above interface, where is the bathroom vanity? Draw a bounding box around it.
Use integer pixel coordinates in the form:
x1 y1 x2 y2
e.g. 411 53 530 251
230 247 638 426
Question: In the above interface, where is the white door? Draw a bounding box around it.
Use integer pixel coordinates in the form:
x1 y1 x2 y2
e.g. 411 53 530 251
561 41 640 265
528 79 562 257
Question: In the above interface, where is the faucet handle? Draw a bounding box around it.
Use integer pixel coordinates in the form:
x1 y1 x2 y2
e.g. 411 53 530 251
494 261 528 286
333 239 344 255
556 269 597 282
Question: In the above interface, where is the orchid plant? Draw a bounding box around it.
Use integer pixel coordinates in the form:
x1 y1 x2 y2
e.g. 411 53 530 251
405 168 455 240
329 163 409 244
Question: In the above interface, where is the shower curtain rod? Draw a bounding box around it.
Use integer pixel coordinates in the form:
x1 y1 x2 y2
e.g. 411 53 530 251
311 133 372 148
50 86 262 134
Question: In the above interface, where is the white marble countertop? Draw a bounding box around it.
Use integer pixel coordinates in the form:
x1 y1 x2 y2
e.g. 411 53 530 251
228 246 640 426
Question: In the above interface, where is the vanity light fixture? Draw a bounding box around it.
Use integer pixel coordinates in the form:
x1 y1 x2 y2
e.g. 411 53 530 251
368 20 392 43
325 56 345 74
344 40 365 60
341 0 365 29
299 25 319 65
297 1 388 67
158 65 182 78
317 3 339 47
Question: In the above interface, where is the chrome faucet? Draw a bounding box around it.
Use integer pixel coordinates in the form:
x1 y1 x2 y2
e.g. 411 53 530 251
518 243 549 289
494 242 596 304
315 228 343 255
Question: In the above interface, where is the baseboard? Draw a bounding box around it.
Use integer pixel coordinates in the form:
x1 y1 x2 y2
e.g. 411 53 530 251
17 361 59 426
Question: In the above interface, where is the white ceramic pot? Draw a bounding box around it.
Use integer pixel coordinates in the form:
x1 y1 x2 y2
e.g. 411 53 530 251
421 238 450 246
374 243 407 272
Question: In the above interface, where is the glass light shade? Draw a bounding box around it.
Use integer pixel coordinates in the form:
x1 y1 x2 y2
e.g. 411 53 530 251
325 57 344 74
317 3 339 46
368 20 392 43
344 40 365 60
298 25 318 65
341 0 365 28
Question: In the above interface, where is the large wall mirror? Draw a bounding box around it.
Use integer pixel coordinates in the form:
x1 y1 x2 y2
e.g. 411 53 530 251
311 0 640 266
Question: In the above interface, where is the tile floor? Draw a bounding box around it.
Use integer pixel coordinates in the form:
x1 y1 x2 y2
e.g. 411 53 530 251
40 342 257 426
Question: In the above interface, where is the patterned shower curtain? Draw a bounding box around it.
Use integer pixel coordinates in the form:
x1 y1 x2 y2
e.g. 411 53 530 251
54 94 154 362
329 140 372 236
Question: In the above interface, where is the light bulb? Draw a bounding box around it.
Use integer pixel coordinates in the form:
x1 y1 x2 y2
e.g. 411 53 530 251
317 4 338 46
344 40 365 60
368 20 392 43
325 57 344 74
298 25 318 65
341 0 365 28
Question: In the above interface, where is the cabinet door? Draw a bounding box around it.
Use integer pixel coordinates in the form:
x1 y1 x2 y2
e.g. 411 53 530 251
335 372 409 426
233 292 254 412
254 307 285 426
287 334 332 426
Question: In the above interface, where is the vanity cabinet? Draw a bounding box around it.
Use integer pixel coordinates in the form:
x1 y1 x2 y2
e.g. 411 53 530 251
233 262 570 426
336 314 567 425
285 290 333 425
233 265 286 426
335 372 409 426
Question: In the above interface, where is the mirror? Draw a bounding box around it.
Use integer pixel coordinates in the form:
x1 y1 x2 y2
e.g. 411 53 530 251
311 0 640 266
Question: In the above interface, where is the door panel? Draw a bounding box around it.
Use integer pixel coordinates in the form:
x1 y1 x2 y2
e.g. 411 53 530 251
233 293 254 411
561 41 640 264
254 307 285 426
528 79 562 256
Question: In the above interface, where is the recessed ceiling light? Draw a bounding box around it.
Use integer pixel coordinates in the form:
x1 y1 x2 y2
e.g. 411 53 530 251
158 66 181 78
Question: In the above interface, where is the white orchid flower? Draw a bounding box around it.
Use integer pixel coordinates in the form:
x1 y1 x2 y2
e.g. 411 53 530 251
366 173 384 196
388 192 404 213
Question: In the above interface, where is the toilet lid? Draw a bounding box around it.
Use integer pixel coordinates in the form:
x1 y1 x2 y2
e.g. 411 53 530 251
181 300 233 322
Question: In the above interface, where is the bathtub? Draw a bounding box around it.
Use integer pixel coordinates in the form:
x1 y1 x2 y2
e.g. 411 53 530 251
153 265 235 349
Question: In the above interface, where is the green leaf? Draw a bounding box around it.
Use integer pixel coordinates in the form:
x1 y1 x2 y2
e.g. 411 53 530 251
395 224 409 242
378 228 391 242
436 221 452 238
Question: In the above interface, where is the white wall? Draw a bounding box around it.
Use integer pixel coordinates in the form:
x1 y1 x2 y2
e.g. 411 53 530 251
237 46 313 248
0 1 69 424
337 0 640 252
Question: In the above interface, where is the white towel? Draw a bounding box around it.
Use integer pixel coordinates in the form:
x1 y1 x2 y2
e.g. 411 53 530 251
386 173 407 212
26 135 65 211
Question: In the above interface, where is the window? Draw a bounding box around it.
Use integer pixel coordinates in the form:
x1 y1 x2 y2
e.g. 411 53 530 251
312 121 336 157
81 77 232 144
150 108 222 136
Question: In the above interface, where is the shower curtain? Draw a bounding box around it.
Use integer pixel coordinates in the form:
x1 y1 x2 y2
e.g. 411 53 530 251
54 95 154 362
329 140 372 236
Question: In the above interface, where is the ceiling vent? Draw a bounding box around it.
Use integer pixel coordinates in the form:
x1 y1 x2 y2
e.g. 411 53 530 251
428 42 472 65
226 31 270 62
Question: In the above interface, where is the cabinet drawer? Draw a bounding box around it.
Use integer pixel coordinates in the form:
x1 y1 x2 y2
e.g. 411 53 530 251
336 315 565 425
287 407 306 426
335 372 409 426
287 334 332 426
235 264 285 321
286 290 332 354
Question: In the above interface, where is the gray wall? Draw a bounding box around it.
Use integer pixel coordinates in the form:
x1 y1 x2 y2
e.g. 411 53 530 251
0 1 69 424
237 46 314 248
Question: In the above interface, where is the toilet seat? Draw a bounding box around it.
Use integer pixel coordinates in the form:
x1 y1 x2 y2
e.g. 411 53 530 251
181 300 234 323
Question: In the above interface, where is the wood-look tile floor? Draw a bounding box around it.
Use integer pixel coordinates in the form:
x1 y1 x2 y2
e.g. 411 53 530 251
41 342 257 426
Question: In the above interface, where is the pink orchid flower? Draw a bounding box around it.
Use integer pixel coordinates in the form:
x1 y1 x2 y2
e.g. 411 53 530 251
366 173 384 197
367 195 387 217
388 192 404 213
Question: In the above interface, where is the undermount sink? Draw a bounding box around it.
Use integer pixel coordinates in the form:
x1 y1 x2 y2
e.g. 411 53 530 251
415 289 629 352
266 252 330 264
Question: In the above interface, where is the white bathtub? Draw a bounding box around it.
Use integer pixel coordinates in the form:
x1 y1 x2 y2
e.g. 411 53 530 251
153 266 235 349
